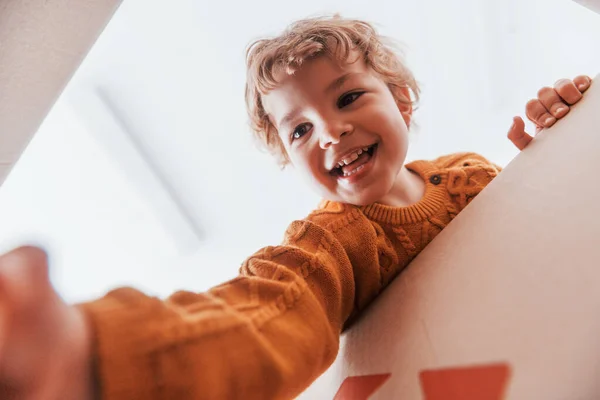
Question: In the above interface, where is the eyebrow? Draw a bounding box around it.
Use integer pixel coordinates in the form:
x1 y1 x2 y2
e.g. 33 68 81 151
278 107 302 131
277 72 359 129
325 72 355 94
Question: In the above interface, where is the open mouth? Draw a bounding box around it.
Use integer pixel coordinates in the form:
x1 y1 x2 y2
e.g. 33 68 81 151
330 144 378 178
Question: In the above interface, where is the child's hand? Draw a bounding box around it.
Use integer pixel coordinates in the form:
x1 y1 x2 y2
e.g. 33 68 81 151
507 75 593 150
0 246 96 400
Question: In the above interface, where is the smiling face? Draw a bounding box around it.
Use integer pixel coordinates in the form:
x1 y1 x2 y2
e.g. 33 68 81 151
262 54 413 206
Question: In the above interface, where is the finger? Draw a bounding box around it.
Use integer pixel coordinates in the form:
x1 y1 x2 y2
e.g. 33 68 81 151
507 116 533 151
572 75 592 93
554 78 584 105
0 246 50 306
0 247 51 395
0 246 49 280
537 86 569 119
526 99 556 129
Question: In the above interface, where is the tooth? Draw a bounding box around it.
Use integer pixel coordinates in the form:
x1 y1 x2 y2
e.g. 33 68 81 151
338 149 365 167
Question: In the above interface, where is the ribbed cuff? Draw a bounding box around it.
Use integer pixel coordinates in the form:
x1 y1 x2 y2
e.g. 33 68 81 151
76 288 173 400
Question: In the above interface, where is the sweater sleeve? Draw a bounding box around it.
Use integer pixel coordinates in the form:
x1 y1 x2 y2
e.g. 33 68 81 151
76 219 356 400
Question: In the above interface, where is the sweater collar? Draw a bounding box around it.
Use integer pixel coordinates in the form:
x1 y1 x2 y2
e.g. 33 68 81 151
358 159 448 225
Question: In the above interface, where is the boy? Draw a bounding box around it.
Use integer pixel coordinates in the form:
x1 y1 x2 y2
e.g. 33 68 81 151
0 15 592 400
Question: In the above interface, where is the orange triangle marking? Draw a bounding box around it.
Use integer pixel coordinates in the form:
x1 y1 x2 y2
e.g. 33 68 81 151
420 363 511 400
333 373 391 400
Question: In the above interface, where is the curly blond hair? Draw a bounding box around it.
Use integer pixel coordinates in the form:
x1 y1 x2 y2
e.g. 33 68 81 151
245 15 420 167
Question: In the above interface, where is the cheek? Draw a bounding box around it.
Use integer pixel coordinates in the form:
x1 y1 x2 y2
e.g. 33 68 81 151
289 146 329 181
288 146 316 172
381 105 409 136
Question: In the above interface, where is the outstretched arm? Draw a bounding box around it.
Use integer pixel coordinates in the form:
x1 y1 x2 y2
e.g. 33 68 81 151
0 220 357 400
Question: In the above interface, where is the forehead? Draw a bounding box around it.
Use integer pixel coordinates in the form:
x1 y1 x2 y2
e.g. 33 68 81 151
262 55 371 125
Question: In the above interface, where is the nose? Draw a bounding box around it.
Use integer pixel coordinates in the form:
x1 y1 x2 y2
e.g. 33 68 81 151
319 120 353 149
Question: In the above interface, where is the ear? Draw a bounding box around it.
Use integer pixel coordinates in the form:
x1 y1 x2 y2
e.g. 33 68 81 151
392 86 413 128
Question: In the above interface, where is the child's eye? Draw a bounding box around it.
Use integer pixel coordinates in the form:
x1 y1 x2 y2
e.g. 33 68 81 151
291 123 312 141
337 92 364 108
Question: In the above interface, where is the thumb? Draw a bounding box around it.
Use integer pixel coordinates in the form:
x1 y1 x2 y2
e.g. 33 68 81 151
0 246 51 307
507 116 533 151
0 246 51 357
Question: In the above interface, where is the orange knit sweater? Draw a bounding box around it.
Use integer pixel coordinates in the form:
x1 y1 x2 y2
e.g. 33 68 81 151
78 152 501 400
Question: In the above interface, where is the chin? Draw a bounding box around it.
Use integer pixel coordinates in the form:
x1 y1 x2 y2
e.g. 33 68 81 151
321 176 394 206
341 188 388 206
